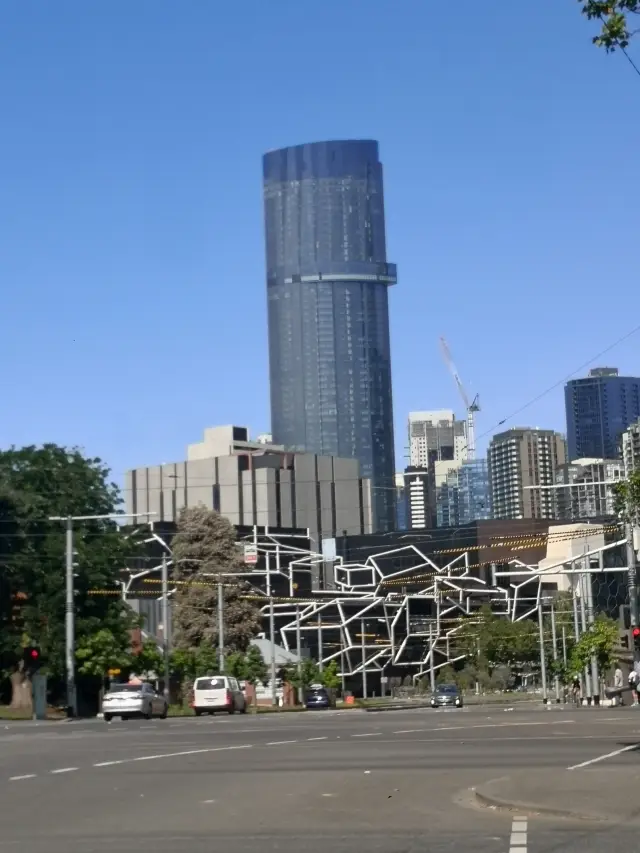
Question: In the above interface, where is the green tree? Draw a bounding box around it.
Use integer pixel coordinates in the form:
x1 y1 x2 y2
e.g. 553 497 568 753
579 1 639 51
285 657 320 693
456 606 538 673
613 470 640 520
76 629 131 679
171 506 262 652
0 445 139 706
130 640 163 679
225 651 248 680
243 645 269 707
320 659 341 691
570 615 618 675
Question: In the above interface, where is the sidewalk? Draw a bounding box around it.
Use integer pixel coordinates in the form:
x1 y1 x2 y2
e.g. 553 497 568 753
474 767 640 822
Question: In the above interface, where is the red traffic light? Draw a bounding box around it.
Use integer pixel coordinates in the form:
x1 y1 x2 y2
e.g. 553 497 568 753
29 649 39 659
633 627 640 638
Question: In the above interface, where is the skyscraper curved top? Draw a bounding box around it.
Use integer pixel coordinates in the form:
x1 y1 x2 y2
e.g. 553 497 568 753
263 140 396 530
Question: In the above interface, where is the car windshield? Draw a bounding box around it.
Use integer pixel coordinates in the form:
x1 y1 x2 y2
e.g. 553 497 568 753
108 684 142 693
436 685 458 695
195 677 226 690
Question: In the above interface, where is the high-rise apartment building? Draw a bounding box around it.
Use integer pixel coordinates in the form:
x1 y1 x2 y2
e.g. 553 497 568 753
622 418 640 476
565 368 640 461
553 458 624 521
488 428 566 519
263 140 396 531
436 459 492 528
407 410 467 527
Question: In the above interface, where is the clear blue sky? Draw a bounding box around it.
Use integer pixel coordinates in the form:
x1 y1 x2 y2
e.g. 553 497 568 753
2 1 639 487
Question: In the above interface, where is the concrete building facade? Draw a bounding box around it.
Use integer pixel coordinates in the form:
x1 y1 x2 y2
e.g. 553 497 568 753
553 458 625 521
125 426 373 585
622 418 640 476
488 428 566 520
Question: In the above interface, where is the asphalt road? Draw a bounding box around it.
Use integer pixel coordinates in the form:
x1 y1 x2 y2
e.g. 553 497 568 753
1 706 640 852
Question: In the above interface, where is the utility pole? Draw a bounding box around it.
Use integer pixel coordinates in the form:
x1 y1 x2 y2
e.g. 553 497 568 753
429 623 436 692
538 602 548 704
49 511 153 719
550 601 560 704
562 625 568 668
361 619 367 700
217 582 225 673
265 552 277 706
317 614 323 671
626 520 639 664
296 605 303 705
572 579 583 702
161 553 170 701
579 560 592 703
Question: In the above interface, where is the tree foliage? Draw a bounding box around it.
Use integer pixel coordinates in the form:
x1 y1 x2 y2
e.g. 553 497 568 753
285 658 320 691
243 645 269 687
170 506 261 652
76 629 131 678
613 470 640 521
455 605 538 672
579 1 640 51
0 445 138 702
320 659 341 690
570 614 618 674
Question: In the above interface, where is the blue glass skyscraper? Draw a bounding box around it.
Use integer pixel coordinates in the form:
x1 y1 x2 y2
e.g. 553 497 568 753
565 368 640 461
263 140 396 530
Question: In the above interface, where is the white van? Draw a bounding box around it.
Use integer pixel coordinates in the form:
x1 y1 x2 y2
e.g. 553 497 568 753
192 675 247 716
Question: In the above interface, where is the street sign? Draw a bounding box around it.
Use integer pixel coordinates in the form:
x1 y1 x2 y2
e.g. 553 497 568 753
243 544 258 565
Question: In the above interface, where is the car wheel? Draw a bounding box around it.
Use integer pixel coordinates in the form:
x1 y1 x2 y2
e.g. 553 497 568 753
121 715 129 721
160 705 168 719
143 707 152 720
228 706 235 715
103 713 112 722
194 709 203 717
239 704 247 714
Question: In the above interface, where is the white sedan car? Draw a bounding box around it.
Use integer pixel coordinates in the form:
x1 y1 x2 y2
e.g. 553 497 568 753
102 683 168 721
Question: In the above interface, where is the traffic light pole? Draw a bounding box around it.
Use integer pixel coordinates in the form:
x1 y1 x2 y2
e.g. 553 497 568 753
625 522 639 664
50 511 155 719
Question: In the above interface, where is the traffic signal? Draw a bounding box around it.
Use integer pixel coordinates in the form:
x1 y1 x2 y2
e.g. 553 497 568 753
22 646 42 673
633 627 640 652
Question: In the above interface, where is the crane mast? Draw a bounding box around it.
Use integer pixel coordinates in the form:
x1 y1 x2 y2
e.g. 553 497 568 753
439 337 480 460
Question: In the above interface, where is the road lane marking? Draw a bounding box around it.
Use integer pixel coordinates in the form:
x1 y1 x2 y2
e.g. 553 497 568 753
131 744 252 762
50 767 78 774
567 742 639 770
307 736 328 741
509 816 527 853
266 740 297 745
352 732 382 737
9 774 36 781
393 729 424 734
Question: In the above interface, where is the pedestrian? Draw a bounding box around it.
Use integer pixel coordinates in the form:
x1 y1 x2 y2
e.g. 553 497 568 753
628 669 638 706
613 664 624 706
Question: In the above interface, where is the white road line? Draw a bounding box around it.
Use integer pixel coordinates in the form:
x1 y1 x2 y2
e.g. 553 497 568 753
509 815 527 853
266 740 297 746
50 767 78 774
352 732 382 737
393 729 424 734
9 774 36 781
131 744 252 762
307 736 328 741
93 760 126 767
567 742 639 770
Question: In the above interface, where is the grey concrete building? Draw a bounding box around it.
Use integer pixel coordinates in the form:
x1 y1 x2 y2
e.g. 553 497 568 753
488 428 566 520
125 426 373 576
554 458 625 521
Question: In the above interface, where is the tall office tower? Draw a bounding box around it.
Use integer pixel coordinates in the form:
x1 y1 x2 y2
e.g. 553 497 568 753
565 368 640 461
263 140 397 530
407 410 467 526
488 428 567 520
436 459 492 528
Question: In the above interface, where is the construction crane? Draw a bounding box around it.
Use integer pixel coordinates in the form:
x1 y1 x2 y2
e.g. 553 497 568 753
439 336 480 460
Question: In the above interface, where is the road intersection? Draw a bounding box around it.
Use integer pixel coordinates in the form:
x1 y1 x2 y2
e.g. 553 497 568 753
1 706 639 852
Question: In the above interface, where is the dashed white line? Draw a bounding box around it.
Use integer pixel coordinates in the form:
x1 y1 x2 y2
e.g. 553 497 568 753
50 767 78 774
266 740 297 746
509 815 527 853
307 736 328 741
393 728 424 734
9 774 36 781
352 732 382 737
93 760 126 767
567 742 639 770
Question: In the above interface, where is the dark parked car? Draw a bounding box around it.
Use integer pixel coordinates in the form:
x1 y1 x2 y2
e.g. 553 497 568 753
305 684 334 709
430 684 463 709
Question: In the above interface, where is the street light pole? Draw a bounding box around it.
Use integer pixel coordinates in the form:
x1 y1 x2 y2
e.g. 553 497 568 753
550 601 560 704
538 602 548 704
49 511 154 719
161 553 170 701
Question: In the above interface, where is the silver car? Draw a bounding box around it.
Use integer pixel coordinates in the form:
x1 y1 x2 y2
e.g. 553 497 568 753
102 683 168 721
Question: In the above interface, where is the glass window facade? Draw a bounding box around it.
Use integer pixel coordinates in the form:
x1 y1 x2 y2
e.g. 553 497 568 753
565 371 640 461
263 141 396 530
436 460 491 527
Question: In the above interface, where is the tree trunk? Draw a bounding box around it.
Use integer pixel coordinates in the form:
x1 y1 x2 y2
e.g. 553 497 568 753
10 668 32 713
